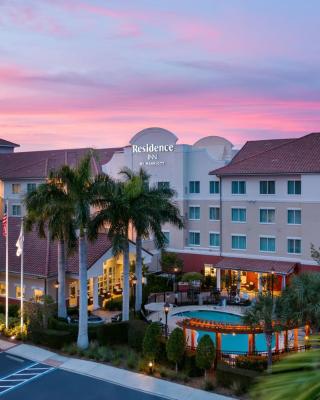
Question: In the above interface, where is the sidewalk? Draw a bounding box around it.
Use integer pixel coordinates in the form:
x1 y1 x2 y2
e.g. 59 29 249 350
0 339 233 400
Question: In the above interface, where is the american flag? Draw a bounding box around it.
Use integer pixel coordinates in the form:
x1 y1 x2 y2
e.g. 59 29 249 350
2 213 7 237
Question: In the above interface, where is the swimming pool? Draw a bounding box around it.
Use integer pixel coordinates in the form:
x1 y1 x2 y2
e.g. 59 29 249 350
174 310 274 353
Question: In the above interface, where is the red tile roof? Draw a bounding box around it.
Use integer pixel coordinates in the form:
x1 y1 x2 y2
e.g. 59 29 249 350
215 257 297 275
0 218 113 277
174 252 223 273
211 132 320 176
0 139 20 148
0 147 122 180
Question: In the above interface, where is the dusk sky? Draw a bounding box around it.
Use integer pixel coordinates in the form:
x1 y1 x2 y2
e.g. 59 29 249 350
1 1 320 151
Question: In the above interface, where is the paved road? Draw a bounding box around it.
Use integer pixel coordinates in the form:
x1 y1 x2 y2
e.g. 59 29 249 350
0 353 167 400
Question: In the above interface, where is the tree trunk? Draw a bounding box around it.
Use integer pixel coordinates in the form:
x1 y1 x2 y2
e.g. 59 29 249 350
77 232 89 349
175 362 178 374
57 239 67 319
265 332 273 368
135 234 142 312
122 239 130 321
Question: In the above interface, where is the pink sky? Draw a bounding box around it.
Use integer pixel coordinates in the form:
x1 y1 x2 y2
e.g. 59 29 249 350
0 1 319 151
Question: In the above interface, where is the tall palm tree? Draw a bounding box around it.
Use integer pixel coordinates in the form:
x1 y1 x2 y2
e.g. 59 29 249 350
119 167 184 312
243 292 276 367
57 154 95 349
251 337 320 400
24 178 76 319
89 176 135 321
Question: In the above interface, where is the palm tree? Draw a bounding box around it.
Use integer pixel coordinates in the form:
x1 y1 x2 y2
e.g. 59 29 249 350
251 337 320 400
243 292 276 367
119 167 183 312
24 178 76 319
57 154 95 349
89 176 134 321
277 273 320 332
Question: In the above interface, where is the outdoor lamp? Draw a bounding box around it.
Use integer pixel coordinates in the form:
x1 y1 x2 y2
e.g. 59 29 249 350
132 277 137 286
54 281 60 289
148 361 154 374
164 301 170 314
271 267 275 275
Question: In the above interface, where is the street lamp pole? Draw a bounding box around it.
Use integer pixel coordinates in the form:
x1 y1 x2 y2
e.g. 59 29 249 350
270 267 275 301
164 301 170 338
54 281 60 303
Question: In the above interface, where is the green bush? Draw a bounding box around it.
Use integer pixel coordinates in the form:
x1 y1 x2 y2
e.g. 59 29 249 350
182 351 203 377
104 297 122 311
235 355 268 371
97 322 129 345
203 379 215 391
127 351 138 370
166 327 185 372
128 320 148 351
216 362 260 393
143 322 162 361
196 335 215 377
0 303 20 318
32 329 73 349
49 318 99 341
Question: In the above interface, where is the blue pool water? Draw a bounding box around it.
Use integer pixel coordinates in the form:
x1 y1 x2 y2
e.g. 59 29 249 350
175 310 274 353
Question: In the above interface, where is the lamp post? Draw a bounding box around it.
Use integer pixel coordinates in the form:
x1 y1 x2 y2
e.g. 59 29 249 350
270 267 275 301
54 281 60 303
173 266 179 292
164 301 170 338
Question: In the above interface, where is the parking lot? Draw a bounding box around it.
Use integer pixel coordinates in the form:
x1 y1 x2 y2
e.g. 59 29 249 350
0 352 166 400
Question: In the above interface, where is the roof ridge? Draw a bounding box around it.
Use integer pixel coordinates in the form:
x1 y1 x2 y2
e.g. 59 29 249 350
215 136 303 172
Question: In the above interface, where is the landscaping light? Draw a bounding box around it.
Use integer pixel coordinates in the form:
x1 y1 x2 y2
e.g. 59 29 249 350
10 335 16 340
304 335 309 341
148 361 154 374
232 332 236 336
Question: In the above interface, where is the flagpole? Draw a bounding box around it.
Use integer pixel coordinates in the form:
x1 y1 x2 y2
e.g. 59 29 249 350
20 216 24 332
5 199 9 330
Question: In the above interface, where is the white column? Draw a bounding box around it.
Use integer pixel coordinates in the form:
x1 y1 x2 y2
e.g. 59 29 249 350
258 273 263 292
281 275 286 290
216 268 221 291
92 276 99 310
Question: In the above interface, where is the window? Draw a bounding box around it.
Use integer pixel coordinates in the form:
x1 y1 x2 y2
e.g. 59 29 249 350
260 237 276 252
231 208 246 222
15 285 25 299
288 209 301 225
288 238 301 254
209 207 220 221
12 205 21 216
12 183 21 194
209 233 220 247
189 181 200 194
33 289 44 302
189 231 200 246
231 181 246 194
162 231 170 245
231 235 247 250
209 181 220 194
27 183 37 193
189 206 200 220
157 181 170 190
260 180 275 194
0 282 5 296
260 209 275 224
288 180 301 195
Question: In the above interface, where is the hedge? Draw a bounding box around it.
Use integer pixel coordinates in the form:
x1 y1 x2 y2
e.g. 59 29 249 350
128 320 148 351
0 303 19 318
96 322 129 345
182 351 202 377
216 362 260 393
49 318 99 341
31 329 73 349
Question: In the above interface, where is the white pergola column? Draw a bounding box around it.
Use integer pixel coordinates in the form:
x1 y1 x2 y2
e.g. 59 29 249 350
92 276 99 310
216 268 221 291
281 275 286 290
257 273 263 292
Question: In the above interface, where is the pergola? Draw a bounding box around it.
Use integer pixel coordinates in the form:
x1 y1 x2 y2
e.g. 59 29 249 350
178 318 305 357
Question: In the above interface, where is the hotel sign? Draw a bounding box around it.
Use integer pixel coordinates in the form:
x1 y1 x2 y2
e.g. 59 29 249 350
132 143 175 166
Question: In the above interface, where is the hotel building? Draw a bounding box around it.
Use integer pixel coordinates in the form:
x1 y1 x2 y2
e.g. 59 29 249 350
1 128 320 305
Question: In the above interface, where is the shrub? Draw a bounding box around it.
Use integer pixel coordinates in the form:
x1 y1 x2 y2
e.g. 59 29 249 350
62 342 78 355
97 322 129 345
127 351 138 370
203 379 215 391
128 320 148 351
49 318 99 341
32 329 72 349
0 303 20 317
216 362 260 393
195 335 215 379
97 346 113 362
143 322 162 361
104 297 122 311
84 341 100 360
166 327 185 372
235 355 268 371
182 351 202 377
